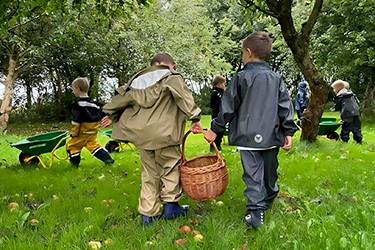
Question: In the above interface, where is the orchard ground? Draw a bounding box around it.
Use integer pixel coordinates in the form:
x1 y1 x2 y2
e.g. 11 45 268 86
0 113 374 249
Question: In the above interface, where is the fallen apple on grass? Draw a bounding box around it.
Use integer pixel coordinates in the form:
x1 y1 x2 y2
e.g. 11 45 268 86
30 219 39 226
178 225 192 234
8 202 19 211
103 239 113 246
193 233 204 241
88 240 102 249
84 207 93 212
216 201 224 206
175 238 188 246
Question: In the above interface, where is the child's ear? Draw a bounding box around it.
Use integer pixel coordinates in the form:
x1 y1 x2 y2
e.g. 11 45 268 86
246 48 253 57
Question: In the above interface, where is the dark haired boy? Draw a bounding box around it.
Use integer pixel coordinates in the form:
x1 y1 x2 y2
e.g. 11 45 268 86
102 53 202 225
205 32 297 229
68 77 114 167
210 75 226 151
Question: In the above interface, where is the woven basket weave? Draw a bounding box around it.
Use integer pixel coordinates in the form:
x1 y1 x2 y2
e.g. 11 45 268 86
180 131 228 201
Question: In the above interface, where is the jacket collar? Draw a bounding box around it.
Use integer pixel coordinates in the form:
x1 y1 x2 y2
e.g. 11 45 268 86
243 61 270 70
337 88 353 96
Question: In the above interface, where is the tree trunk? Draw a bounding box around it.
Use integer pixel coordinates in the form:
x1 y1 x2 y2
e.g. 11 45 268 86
272 0 328 142
284 38 329 141
362 85 375 116
25 80 33 109
0 53 18 132
89 72 100 101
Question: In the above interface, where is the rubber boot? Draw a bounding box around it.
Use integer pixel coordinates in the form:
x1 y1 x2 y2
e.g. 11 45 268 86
93 148 114 164
162 202 189 220
68 151 81 167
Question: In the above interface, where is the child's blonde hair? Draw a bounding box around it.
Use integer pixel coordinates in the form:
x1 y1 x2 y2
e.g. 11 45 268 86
331 80 349 91
72 77 90 92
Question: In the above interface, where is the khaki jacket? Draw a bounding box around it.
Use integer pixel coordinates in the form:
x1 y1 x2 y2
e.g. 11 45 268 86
103 65 201 150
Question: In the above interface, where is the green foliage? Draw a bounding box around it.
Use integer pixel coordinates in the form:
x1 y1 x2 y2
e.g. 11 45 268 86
0 116 374 248
312 0 375 113
193 84 212 115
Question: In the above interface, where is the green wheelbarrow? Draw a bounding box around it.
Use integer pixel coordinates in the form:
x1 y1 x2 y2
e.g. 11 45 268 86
11 131 68 168
318 117 342 140
102 129 134 153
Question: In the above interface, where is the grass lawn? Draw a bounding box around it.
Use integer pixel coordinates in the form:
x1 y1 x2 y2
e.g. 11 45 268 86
1 114 374 249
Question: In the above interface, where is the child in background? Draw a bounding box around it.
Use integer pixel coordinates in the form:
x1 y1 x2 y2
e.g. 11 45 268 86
210 75 226 151
331 80 363 144
67 77 114 167
205 32 297 229
295 79 309 120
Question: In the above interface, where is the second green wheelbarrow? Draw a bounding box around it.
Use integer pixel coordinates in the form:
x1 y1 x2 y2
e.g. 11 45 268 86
318 117 342 140
102 129 134 153
11 131 68 168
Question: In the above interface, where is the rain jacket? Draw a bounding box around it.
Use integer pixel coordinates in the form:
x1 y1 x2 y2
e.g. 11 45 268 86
102 65 201 150
70 97 104 137
334 88 360 122
295 81 309 112
210 87 224 119
211 61 297 149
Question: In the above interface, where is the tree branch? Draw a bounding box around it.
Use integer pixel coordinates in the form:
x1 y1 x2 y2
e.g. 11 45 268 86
8 13 47 31
241 0 279 18
301 0 323 40
15 58 31 73
264 0 281 15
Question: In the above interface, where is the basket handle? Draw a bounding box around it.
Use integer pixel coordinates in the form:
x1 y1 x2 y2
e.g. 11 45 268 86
181 130 224 163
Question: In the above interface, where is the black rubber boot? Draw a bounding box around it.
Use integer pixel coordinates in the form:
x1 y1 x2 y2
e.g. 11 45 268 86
68 151 81 167
93 148 114 165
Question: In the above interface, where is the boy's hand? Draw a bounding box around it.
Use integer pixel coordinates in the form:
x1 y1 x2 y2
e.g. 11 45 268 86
101 116 112 128
191 121 203 134
282 136 293 151
204 129 217 143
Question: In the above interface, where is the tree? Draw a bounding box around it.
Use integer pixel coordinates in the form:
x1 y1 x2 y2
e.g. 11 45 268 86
0 0 151 127
241 0 328 142
0 0 55 132
312 0 375 116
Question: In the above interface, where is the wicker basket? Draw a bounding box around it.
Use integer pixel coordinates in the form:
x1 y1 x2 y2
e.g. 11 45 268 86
180 131 228 201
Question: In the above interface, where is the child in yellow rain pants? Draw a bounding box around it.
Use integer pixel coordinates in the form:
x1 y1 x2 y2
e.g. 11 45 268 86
67 77 114 167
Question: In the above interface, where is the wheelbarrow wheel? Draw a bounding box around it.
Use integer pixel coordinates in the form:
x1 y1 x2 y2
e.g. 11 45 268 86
327 132 340 141
105 140 120 153
19 152 40 165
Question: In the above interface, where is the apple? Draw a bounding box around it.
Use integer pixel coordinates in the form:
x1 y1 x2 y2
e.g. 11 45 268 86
88 240 102 249
8 202 19 211
175 238 188 246
104 239 113 246
193 234 204 241
84 207 93 212
216 201 224 206
30 219 39 226
178 225 192 234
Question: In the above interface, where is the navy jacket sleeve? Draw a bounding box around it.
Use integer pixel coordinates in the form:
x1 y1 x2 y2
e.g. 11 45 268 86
211 75 241 133
334 96 343 111
278 79 298 136
210 89 222 118
71 103 81 123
